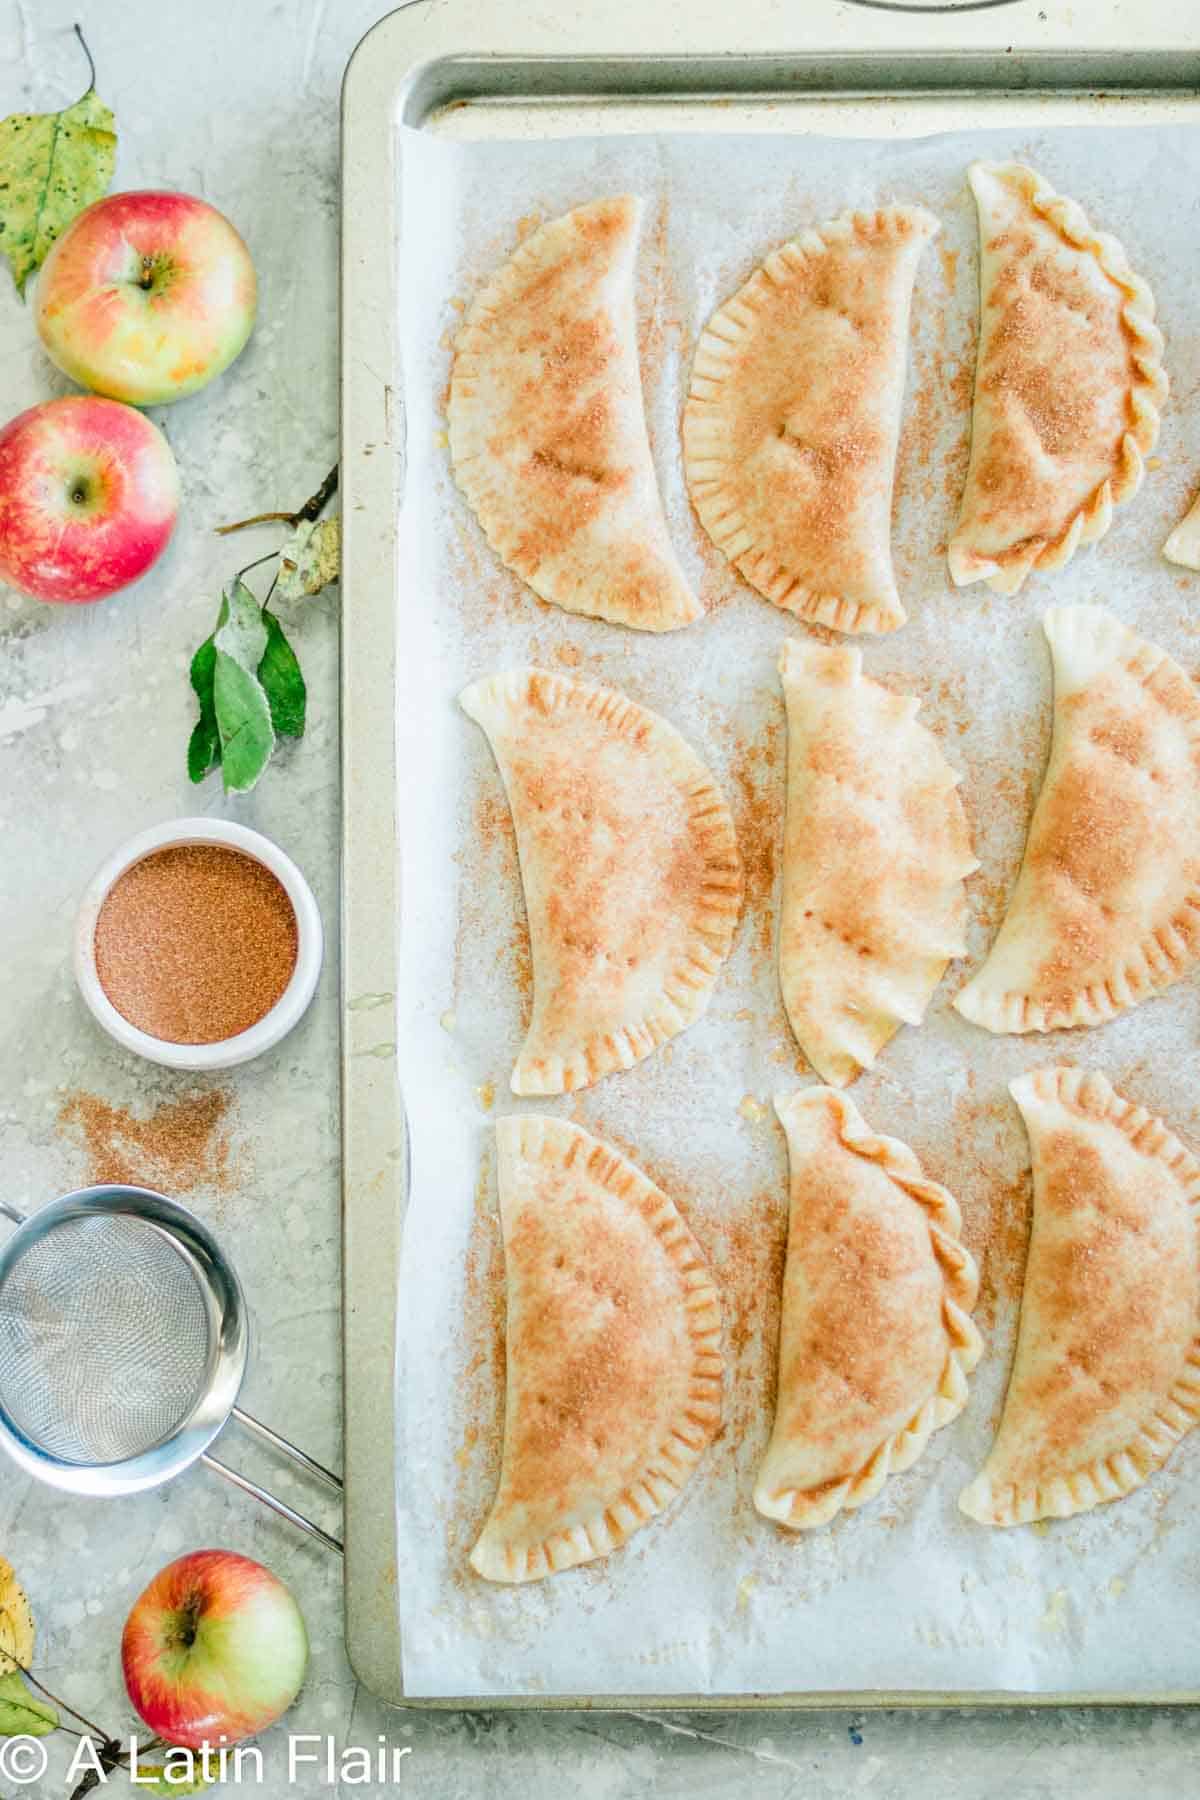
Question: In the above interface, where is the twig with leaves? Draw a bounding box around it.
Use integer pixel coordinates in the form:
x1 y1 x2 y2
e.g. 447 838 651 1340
0 1559 204 1797
188 464 340 795
0 23 117 297
215 464 338 535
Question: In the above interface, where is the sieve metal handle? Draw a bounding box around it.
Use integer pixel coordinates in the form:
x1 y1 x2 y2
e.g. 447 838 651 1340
0 1193 343 1552
200 1406 344 1554
201 1450 343 1555
231 1406 343 1492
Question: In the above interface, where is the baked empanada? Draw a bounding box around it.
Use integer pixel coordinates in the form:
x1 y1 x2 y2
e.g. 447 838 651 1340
471 1115 723 1583
461 667 743 1095
447 196 699 632
755 1087 981 1531
683 205 936 635
949 162 1166 596
956 605 1200 1035
779 638 977 1085
961 1067 1200 1527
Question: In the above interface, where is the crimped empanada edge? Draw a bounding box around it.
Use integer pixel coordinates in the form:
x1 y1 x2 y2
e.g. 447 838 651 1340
461 666 744 1098
683 204 938 636
471 1114 723 1582
948 161 1167 597
954 605 1200 1035
755 1086 983 1530
959 1066 1200 1527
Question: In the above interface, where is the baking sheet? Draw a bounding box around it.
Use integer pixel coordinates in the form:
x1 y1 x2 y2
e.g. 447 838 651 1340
392 118 1200 1700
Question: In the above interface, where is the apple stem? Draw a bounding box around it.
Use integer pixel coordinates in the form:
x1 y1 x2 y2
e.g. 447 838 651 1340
216 509 297 534
72 22 97 96
215 462 339 536
235 549 280 583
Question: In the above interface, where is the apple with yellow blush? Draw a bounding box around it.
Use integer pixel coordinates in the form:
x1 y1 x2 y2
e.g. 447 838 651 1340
0 395 179 602
34 191 257 407
121 1550 308 1751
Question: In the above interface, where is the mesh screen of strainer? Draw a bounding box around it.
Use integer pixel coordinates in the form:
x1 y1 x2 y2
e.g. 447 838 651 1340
0 1214 213 1465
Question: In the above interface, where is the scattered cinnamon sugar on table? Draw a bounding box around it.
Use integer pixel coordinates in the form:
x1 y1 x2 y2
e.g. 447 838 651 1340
58 1088 234 1194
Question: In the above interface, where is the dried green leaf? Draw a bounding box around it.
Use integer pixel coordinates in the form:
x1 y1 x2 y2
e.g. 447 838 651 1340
0 77 116 296
187 630 221 784
213 580 274 794
258 612 306 740
0 1670 56 1738
276 516 339 600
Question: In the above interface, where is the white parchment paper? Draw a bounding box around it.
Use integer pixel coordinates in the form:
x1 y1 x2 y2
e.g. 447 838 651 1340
392 119 1200 1699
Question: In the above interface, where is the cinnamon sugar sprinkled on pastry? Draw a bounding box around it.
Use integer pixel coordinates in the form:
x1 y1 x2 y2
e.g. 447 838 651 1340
949 162 1165 596
470 1116 722 1582
448 195 699 633
957 606 1200 1035
778 637 976 1087
461 667 743 1096
961 1068 1200 1527
757 1087 981 1531
685 204 937 636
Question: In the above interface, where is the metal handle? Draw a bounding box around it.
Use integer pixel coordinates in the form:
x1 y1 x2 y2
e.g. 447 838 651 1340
201 1452 343 1556
231 1407 343 1492
0 1194 343 1553
199 1407 344 1554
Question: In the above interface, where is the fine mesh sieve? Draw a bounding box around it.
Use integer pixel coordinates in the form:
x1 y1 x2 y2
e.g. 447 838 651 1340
0 1213 213 1464
0 1187 342 1553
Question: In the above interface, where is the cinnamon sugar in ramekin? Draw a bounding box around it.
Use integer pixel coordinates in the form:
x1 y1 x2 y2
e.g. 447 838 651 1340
94 844 299 1045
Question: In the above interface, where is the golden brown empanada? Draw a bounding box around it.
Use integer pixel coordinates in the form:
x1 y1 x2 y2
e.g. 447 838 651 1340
956 605 1200 1035
461 667 743 1095
471 1115 723 1582
779 637 977 1085
683 205 937 635
447 196 700 632
755 1087 982 1531
960 1067 1200 1527
949 162 1166 596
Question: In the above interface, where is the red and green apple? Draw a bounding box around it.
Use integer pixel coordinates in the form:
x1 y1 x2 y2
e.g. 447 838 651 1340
34 191 257 407
121 1550 308 1751
0 395 179 603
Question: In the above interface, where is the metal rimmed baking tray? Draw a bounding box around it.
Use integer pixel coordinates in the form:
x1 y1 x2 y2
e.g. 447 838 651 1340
339 0 1200 1709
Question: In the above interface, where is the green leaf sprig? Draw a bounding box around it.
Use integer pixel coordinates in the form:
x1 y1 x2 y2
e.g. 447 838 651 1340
0 1667 58 1737
187 464 339 795
188 578 302 795
0 1551 284 1796
0 26 117 297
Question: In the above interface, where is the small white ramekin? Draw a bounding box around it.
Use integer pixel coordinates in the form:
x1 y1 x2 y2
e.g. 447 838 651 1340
74 817 324 1071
